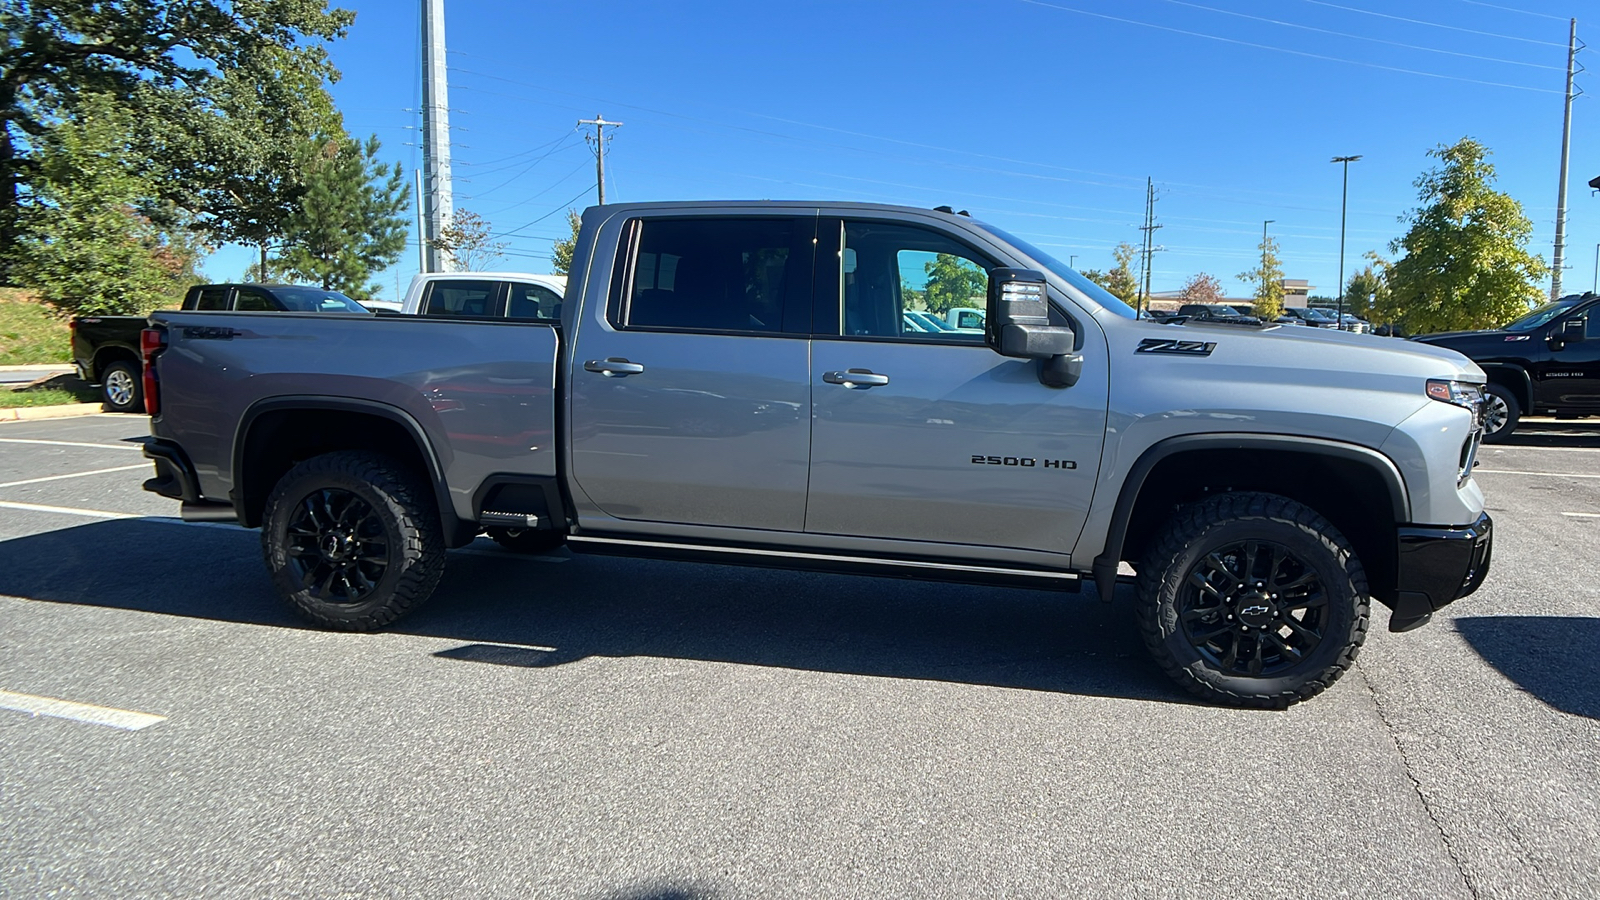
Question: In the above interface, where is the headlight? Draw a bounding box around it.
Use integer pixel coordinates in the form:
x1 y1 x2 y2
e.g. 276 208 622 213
1426 379 1484 410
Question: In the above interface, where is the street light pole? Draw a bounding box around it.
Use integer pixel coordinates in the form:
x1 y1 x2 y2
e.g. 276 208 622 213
1331 155 1363 330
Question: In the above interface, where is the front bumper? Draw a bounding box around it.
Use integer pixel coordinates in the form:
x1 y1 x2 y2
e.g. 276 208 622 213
1389 512 1493 632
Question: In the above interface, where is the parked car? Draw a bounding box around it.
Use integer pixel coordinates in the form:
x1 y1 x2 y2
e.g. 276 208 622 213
399 272 567 320
140 200 1492 708
1411 292 1599 441
71 283 371 412
1280 308 1338 327
1166 303 1260 324
945 306 985 331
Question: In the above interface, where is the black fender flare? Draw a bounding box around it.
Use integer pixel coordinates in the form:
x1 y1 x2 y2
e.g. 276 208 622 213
232 395 467 543
1477 363 1533 412
1090 433 1411 603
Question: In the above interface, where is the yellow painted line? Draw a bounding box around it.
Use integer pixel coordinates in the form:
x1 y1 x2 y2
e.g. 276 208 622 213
0 690 166 731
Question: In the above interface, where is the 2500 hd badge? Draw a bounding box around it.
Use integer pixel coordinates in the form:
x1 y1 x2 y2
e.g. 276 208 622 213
971 455 1077 469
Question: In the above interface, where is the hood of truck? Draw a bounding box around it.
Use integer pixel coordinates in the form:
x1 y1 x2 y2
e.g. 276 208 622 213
1408 328 1537 358
1159 319 1484 381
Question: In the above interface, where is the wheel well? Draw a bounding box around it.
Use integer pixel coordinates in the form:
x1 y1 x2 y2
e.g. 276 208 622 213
1482 367 1530 412
91 346 139 382
237 408 439 531
1120 448 1401 605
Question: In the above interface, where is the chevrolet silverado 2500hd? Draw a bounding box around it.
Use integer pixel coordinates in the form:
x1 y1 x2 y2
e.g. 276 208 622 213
138 202 1492 707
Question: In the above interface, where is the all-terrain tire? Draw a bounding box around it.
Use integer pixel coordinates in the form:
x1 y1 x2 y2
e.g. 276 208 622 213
486 527 567 554
261 451 445 631
100 360 143 413
1136 492 1369 708
1482 383 1520 444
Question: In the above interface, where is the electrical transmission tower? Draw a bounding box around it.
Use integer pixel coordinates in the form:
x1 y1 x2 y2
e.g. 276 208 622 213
579 115 623 205
1551 17 1582 300
420 0 453 272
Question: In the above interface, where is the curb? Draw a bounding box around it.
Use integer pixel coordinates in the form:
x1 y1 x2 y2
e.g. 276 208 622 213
0 403 108 422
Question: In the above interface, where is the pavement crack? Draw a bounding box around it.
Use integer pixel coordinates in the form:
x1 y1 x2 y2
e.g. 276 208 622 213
1356 661 1481 900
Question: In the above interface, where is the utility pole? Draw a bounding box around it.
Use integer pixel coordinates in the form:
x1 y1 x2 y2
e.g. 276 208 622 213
1552 17 1579 300
1138 177 1163 314
420 0 453 273
579 115 623 205
1332 155 1362 325
1260 220 1275 306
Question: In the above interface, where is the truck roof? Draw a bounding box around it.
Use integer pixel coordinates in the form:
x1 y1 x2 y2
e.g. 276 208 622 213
584 200 980 219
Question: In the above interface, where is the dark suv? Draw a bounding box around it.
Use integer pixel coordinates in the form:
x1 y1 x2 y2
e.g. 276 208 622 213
1411 292 1599 441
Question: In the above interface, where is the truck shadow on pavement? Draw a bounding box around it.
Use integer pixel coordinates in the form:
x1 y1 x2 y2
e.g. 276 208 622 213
0 518 1191 705
1455 615 1600 720
1499 420 1600 448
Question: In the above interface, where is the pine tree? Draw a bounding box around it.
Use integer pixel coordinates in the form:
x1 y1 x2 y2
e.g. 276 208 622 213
277 134 409 299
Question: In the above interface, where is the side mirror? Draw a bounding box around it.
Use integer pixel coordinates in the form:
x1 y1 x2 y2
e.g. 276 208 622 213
1560 317 1586 343
986 267 1081 387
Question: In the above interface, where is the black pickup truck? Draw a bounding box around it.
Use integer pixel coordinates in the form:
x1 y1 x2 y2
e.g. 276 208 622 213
1411 292 1599 441
71 284 370 411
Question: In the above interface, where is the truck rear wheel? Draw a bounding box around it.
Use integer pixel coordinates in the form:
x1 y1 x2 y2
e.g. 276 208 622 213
100 360 143 413
1136 492 1369 708
261 451 445 631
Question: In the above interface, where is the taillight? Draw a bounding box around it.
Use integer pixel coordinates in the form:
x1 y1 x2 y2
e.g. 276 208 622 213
140 327 166 416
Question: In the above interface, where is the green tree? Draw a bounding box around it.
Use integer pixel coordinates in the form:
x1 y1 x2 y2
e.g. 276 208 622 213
1341 258 1388 322
1384 138 1547 334
277 133 409 299
922 253 986 314
430 209 507 271
550 209 582 276
1081 243 1140 306
1238 235 1286 320
0 0 354 280
18 97 192 316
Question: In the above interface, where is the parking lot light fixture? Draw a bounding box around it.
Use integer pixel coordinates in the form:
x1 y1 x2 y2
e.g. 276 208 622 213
1332 155 1363 330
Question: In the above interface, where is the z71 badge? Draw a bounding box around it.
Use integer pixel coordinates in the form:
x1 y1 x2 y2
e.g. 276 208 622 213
1136 338 1216 356
972 455 1076 469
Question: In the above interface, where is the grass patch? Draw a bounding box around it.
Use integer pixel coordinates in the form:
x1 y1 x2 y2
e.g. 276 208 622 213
0 373 99 408
0 288 72 366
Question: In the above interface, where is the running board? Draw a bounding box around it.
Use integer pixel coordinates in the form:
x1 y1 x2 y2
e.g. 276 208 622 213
566 535 1081 591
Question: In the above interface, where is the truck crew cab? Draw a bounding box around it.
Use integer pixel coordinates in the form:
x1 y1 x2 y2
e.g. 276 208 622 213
137 202 1493 708
1412 292 1600 441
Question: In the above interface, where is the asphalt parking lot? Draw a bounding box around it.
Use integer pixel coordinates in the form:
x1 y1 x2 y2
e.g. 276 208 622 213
2 414 1597 899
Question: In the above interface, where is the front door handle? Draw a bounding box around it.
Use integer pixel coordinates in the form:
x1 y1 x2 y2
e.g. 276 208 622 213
584 357 645 377
823 368 890 388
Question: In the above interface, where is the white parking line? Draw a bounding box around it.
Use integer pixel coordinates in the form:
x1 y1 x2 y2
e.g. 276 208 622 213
0 689 166 731
0 464 149 489
1561 512 1600 519
1473 469 1600 479
0 499 232 529
0 438 144 451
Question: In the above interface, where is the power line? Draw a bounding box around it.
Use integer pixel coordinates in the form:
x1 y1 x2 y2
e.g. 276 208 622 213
1159 0 1562 69
492 184 596 239
1297 0 1568 47
1019 0 1562 92
1450 0 1574 22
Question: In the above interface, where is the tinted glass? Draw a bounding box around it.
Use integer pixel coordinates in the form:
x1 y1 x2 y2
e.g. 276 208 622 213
193 288 229 311
235 288 278 312
506 282 562 320
837 221 989 343
424 280 501 317
975 223 1139 319
267 287 367 312
624 218 806 333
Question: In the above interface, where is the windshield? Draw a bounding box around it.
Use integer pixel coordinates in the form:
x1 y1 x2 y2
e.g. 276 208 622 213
974 223 1138 319
268 286 369 313
1506 298 1581 332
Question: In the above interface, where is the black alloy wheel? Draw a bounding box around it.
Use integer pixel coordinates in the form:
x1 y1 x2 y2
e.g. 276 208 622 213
283 488 391 604
1137 492 1368 708
261 451 444 631
1179 540 1327 678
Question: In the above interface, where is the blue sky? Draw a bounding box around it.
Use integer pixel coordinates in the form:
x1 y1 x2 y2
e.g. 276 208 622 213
208 0 1595 306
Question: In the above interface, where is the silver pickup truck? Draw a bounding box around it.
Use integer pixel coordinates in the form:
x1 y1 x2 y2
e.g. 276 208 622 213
139 201 1492 707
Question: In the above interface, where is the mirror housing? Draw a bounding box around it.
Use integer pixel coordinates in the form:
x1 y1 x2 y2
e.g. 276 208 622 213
986 267 1081 387
1560 317 1586 343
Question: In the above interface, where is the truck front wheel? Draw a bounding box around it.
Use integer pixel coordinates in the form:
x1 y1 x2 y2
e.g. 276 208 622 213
1136 492 1369 708
261 451 445 631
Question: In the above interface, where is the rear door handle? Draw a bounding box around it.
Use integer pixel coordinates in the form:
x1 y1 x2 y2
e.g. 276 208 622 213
823 368 890 388
584 357 645 377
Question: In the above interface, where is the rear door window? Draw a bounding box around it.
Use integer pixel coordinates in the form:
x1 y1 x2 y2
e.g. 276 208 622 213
191 287 229 310
234 288 279 312
616 217 813 335
424 280 504 317
506 282 563 320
